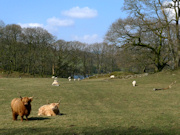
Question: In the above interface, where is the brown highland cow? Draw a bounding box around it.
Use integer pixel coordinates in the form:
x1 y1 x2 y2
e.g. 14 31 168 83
11 96 33 121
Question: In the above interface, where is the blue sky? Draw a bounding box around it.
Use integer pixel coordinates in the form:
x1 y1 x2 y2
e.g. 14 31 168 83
0 0 127 44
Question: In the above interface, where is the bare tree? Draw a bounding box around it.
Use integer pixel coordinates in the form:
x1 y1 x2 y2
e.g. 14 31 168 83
105 17 170 72
123 0 180 69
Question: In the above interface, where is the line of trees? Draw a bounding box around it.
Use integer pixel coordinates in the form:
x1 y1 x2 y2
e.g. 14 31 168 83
0 0 179 77
0 21 120 77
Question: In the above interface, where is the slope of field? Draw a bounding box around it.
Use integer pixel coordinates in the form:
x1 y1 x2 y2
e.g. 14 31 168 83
0 70 179 135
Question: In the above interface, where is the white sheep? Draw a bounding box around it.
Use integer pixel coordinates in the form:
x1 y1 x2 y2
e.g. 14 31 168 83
132 80 136 87
78 78 80 81
52 80 60 86
110 75 115 79
68 76 71 81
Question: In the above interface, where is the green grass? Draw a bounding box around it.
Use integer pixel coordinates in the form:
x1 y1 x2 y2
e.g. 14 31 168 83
0 70 180 135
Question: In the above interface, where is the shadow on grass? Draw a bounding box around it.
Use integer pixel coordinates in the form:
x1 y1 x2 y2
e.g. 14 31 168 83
59 113 66 116
28 117 50 121
0 126 179 135
24 113 65 121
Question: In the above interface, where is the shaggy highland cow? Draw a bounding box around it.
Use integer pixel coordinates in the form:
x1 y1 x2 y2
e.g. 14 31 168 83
38 103 60 116
11 96 33 121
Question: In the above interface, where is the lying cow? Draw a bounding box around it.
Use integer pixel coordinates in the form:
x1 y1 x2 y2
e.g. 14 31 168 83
38 102 60 116
11 96 33 121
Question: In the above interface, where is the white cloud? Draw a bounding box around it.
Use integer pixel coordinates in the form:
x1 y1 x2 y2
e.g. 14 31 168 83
72 34 103 44
19 17 74 37
19 17 74 29
62 6 98 18
45 17 74 36
46 17 74 27
19 23 44 28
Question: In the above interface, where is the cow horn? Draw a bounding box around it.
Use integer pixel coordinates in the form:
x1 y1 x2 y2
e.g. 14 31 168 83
29 97 33 99
20 96 22 99
58 99 61 104
47 100 49 104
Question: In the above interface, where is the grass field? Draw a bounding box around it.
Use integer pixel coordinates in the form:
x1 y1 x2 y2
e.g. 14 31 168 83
0 70 180 135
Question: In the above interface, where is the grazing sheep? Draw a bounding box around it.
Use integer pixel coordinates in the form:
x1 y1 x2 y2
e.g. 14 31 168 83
11 96 33 121
52 80 59 86
78 78 80 81
68 76 71 81
38 103 60 116
132 80 136 87
110 75 115 79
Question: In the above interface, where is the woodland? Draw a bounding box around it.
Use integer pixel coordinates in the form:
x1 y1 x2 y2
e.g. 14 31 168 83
0 0 180 77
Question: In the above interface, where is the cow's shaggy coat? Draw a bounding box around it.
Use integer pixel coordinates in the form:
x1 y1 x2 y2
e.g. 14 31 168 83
38 103 60 116
11 97 33 121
